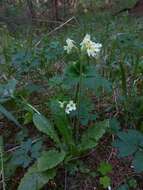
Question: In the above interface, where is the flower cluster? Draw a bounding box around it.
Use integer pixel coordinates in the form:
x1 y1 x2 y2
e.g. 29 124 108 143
64 34 102 58
59 100 76 114
58 101 66 108
80 34 102 58
64 38 76 54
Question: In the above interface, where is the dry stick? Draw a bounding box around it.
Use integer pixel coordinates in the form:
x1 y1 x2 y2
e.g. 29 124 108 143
34 16 77 47
6 137 41 153
47 16 76 35
113 85 121 117
0 147 6 190
107 135 115 162
64 169 67 190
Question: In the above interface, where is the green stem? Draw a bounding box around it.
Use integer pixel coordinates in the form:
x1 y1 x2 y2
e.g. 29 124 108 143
76 59 83 142
119 59 127 97
133 55 139 78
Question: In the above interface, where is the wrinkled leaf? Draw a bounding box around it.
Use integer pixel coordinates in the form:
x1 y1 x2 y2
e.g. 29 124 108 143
33 113 60 144
18 164 56 190
98 162 112 175
113 129 143 157
113 139 137 157
54 113 75 151
99 176 111 188
37 149 65 172
79 120 109 152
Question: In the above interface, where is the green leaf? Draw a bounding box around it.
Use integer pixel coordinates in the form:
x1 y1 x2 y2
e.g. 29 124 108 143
33 113 60 144
0 104 21 127
24 112 33 125
117 130 143 145
117 184 129 190
132 151 143 173
18 164 56 190
98 162 112 175
11 139 42 168
83 75 112 92
128 178 137 188
79 120 109 152
99 176 111 188
54 113 75 151
113 129 143 157
113 139 137 157
37 149 66 172
0 79 17 102
109 118 120 134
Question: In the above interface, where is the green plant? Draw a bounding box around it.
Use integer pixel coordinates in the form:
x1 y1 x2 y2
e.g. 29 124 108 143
18 34 111 189
0 79 21 127
128 178 137 189
1 2 143 189
113 129 143 172
11 139 42 168
98 161 112 176
17 110 109 189
100 176 111 189
117 177 137 190
98 161 112 189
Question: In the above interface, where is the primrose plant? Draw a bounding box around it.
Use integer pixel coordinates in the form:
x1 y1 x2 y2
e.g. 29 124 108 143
18 34 111 190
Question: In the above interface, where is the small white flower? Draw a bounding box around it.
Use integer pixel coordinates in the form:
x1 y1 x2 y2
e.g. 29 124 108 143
80 34 102 58
65 107 70 114
65 100 76 114
80 34 91 49
64 38 76 54
58 100 76 114
108 186 112 190
58 101 66 108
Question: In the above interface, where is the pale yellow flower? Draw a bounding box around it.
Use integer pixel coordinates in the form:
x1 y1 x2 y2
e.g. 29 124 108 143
65 100 76 114
80 34 102 58
64 38 76 54
58 101 66 108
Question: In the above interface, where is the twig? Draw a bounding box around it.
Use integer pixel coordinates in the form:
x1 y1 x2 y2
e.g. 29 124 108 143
113 86 119 113
107 135 115 162
34 16 76 47
64 169 68 190
68 149 96 162
0 139 6 190
6 137 41 153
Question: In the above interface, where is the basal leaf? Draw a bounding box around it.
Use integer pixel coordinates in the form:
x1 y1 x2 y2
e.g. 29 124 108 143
18 164 56 190
33 113 60 144
54 114 75 151
79 120 109 152
37 149 66 172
